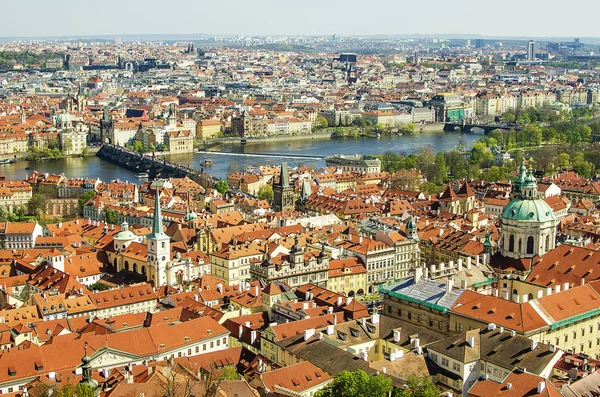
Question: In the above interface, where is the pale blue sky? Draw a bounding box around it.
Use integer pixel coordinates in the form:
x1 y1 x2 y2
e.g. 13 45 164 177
2 0 598 38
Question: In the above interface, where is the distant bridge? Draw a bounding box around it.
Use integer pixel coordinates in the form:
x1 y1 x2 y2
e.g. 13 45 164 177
96 145 217 187
444 123 518 134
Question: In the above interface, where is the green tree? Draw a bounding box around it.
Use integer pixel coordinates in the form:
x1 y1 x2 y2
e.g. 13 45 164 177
393 376 440 397
0 206 8 222
257 184 274 202
133 140 144 152
27 193 46 216
314 116 329 129
215 180 229 195
431 152 448 186
315 370 392 397
78 190 97 211
104 208 120 225
399 123 417 135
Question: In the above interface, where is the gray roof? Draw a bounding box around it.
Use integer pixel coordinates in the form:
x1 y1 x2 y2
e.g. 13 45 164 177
278 335 377 376
381 276 464 311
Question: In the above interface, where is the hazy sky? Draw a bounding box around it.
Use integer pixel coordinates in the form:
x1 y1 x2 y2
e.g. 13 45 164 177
2 0 599 38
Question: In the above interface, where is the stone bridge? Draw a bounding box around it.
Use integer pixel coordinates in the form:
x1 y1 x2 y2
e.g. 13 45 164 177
444 123 517 134
96 145 216 188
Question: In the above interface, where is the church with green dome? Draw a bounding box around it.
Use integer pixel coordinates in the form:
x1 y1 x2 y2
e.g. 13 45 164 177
499 164 557 259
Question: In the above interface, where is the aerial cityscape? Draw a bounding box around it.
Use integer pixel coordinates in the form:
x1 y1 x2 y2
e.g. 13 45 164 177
2 2 600 397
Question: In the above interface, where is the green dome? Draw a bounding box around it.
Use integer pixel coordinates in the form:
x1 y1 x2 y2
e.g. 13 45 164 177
184 211 197 221
502 197 555 223
56 111 74 126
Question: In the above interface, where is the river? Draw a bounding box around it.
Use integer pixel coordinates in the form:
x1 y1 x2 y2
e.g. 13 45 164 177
0 131 478 183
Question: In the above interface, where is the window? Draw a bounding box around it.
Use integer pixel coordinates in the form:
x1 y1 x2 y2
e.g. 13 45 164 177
441 357 449 367
455 323 464 332
565 335 568 343
453 362 460 371
508 235 515 252
526 236 534 255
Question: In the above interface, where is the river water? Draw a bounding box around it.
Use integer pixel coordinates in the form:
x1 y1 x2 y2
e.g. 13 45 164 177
0 131 478 183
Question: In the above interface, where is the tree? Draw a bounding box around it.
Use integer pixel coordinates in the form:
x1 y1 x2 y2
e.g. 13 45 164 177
393 376 440 397
202 363 239 397
257 184 274 202
431 153 448 186
391 170 423 191
315 370 392 397
399 123 417 135
314 116 329 129
0 206 8 222
227 160 239 174
133 140 144 152
27 193 46 216
78 190 97 212
104 208 120 225
156 362 196 397
215 180 229 195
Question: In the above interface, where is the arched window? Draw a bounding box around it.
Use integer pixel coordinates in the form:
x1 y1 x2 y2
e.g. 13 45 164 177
162 242 166 249
133 263 138 273
513 289 518 296
509 235 515 252
527 236 534 254
518 238 522 253
545 234 550 251
124 261 130 271
528 293 534 301
141 266 146 275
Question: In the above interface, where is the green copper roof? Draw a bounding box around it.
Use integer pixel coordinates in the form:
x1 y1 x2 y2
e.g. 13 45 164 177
502 197 555 223
148 181 168 239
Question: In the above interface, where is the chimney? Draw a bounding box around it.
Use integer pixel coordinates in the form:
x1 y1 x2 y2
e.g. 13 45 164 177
346 296 353 306
250 330 257 344
487 323 497 331
317 332 323 340
360 351 368 361
254 285 259 296
216 283 222 293
372 313 380 324
337 297 343 306
245 321 251 328
327 306 333 314
238 324 243 338
457 258 463 272
467 335 475 348
581 278 586 286
304 328 315 341
537 381 546 394
466 256 472 269
506 383 512 390
460 280 467 289
446 278 454 293
531 340 538 351
499 326 504 334
550 344 556 353
303 302 309 310
414 267 423 283
326 325 334 335
393 330 401 343
382 367 387 374
414 338 420 348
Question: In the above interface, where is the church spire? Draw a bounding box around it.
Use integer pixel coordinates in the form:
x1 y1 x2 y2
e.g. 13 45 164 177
149 180 166 238
279 162 289 188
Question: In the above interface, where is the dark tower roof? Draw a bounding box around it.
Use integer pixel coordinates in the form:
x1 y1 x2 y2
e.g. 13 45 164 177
279 162 290 188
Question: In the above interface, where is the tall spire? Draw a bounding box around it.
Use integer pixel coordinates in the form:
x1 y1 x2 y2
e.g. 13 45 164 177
149 180 166 238
279 162 289 188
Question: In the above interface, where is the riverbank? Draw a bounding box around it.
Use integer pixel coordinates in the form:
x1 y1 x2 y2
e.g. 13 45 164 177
0 146 101 162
